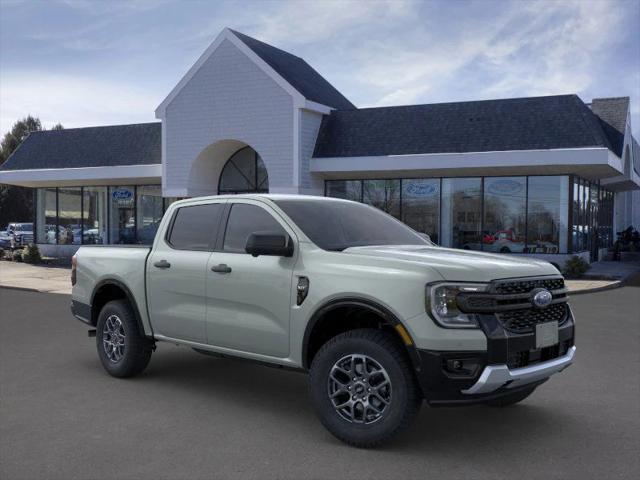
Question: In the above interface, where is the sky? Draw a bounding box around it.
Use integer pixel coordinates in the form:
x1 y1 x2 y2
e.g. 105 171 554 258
1 0 639 137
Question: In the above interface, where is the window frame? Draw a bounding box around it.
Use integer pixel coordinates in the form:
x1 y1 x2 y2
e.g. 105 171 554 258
220 200 293 255
164 201 226 252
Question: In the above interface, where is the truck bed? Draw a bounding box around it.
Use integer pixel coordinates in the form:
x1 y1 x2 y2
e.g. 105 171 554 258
73 245 153 334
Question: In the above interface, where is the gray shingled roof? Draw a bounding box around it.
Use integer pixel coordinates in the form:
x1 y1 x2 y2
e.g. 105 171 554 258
590 97 629 157
0 123 161 171
230 29 355 111
313 94 615 158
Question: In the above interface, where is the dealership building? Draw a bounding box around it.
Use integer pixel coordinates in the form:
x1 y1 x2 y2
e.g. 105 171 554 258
1 28 639 265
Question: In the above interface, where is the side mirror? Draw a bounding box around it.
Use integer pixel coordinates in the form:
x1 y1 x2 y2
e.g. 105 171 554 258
245 232 293 257
418 232 434 244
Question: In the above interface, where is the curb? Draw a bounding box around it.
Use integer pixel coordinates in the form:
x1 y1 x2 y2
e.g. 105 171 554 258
566 280 623 296
0 284 70 294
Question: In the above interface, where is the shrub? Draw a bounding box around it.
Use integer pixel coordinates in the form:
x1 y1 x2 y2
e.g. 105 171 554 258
11 250 23 262
0 249 5 260
21 244 42 264
563 255 590 278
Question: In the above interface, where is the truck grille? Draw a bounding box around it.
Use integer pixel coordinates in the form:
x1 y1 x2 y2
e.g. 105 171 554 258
494 277 565 295
457 276 569 334
497 302 567 333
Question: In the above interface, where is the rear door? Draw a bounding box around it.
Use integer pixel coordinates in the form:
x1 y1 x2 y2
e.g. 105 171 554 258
147 201 225 343
205 200 296 358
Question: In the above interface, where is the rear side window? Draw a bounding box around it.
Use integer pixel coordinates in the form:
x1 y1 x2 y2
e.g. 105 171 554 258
223 204 286 253
167 203 223 250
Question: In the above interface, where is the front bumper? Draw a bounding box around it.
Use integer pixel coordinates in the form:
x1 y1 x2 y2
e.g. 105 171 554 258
415 309 575 406
461 345 575 395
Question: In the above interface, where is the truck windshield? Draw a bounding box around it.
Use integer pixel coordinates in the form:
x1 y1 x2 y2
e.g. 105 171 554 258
274 199 429 251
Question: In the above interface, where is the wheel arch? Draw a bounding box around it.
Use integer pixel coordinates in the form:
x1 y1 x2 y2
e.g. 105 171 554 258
90 279 149 338
302 297 421 371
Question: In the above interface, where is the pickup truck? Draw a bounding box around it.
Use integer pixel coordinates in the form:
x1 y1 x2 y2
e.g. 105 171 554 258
4 222 34 249
71 194 576 447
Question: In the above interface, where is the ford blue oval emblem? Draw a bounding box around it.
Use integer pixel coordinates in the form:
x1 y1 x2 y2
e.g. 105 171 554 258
532 289 553 308
405 182 438 196
488 179 523 195
112 189 133 200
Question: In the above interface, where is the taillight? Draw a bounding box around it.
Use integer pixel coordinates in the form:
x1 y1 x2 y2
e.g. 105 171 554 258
71 254 77 286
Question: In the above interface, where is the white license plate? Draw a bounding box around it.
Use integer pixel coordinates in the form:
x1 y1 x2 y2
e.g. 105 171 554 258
535 321 559 348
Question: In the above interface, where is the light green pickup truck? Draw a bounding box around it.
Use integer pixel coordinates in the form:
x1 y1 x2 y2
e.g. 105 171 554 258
71 194 575 447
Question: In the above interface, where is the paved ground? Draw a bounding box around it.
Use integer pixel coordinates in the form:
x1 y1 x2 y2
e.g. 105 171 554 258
1 261 630 296
0 261 72 294
1 279 639 480
582 259 640 280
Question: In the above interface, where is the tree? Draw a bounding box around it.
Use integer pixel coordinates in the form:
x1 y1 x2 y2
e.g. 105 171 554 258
0 116 63 229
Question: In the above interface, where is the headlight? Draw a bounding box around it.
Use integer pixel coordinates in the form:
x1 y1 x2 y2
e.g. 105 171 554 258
426 283 488 328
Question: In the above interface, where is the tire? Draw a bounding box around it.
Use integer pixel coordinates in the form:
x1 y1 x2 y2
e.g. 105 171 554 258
96 299 152 378
500 247 511 253
309 328 421 448
485 386 536 407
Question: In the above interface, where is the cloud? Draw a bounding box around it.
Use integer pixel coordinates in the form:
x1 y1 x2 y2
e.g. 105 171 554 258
249 0 412 46
348 0 626 107
0 0 637 137
0 72 158 132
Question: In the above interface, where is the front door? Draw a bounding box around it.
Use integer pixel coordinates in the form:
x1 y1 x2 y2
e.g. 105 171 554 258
147 201 225 343
205 200 295 358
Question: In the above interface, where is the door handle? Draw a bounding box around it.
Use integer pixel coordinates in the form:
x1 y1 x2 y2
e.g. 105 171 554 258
211 263 232 274
153 260 171 269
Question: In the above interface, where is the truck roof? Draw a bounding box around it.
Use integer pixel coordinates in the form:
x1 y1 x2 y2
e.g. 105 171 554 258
169 193 352 208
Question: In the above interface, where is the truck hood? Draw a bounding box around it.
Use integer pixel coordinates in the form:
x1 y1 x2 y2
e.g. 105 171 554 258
342 245 560 282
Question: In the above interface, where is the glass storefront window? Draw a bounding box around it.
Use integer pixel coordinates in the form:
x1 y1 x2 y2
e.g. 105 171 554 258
326 180 362 202
36 188 57 244
401 179 440 242
483 177 526 254
362 179 400 218
83 187 107 244
109 186 136 244
441 178 481 249
325 175 600 256
57 188 82 245
526 176 569 254
137 185 164 244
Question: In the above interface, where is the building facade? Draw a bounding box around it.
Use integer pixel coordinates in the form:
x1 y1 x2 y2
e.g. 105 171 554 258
1 28 639 264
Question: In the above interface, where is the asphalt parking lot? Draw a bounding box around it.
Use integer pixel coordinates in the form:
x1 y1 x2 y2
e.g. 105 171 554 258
1 280 639 480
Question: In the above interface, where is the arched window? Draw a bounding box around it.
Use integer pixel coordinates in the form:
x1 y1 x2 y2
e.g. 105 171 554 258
218 146 269 194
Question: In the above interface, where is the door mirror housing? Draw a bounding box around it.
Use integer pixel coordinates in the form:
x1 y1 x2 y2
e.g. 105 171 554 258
245 232 293 257
418 232 434 245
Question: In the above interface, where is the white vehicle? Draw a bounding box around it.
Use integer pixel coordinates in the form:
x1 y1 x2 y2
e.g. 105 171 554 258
71 195 576 447
5 222 34 249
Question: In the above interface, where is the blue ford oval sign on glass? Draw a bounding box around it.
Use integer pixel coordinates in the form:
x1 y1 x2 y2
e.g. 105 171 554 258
405 182 438 197
488 179 523 195
532 289 553 308
112 189 133 200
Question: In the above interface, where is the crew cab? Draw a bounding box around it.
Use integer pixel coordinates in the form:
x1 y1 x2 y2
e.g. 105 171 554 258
71 194 576 447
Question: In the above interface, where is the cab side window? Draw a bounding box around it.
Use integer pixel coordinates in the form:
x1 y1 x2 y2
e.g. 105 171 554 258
167 203 223 251
223 204 286 253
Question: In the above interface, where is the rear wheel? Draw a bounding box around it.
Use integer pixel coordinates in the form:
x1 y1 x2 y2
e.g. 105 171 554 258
309 329 421 448
96 299 152 378
485 386 536 407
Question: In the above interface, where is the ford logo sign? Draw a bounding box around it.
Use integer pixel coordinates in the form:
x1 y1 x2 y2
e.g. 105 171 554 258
112 189 133 200
532 289 553 308
488 179 523 196
405 182 438 197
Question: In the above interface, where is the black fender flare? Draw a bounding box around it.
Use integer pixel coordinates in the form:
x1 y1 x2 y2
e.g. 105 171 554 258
90 279 150 338
301 297 421 371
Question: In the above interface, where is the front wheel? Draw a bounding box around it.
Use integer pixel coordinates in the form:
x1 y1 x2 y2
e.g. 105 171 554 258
309 329 421 448
96 299 152 378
